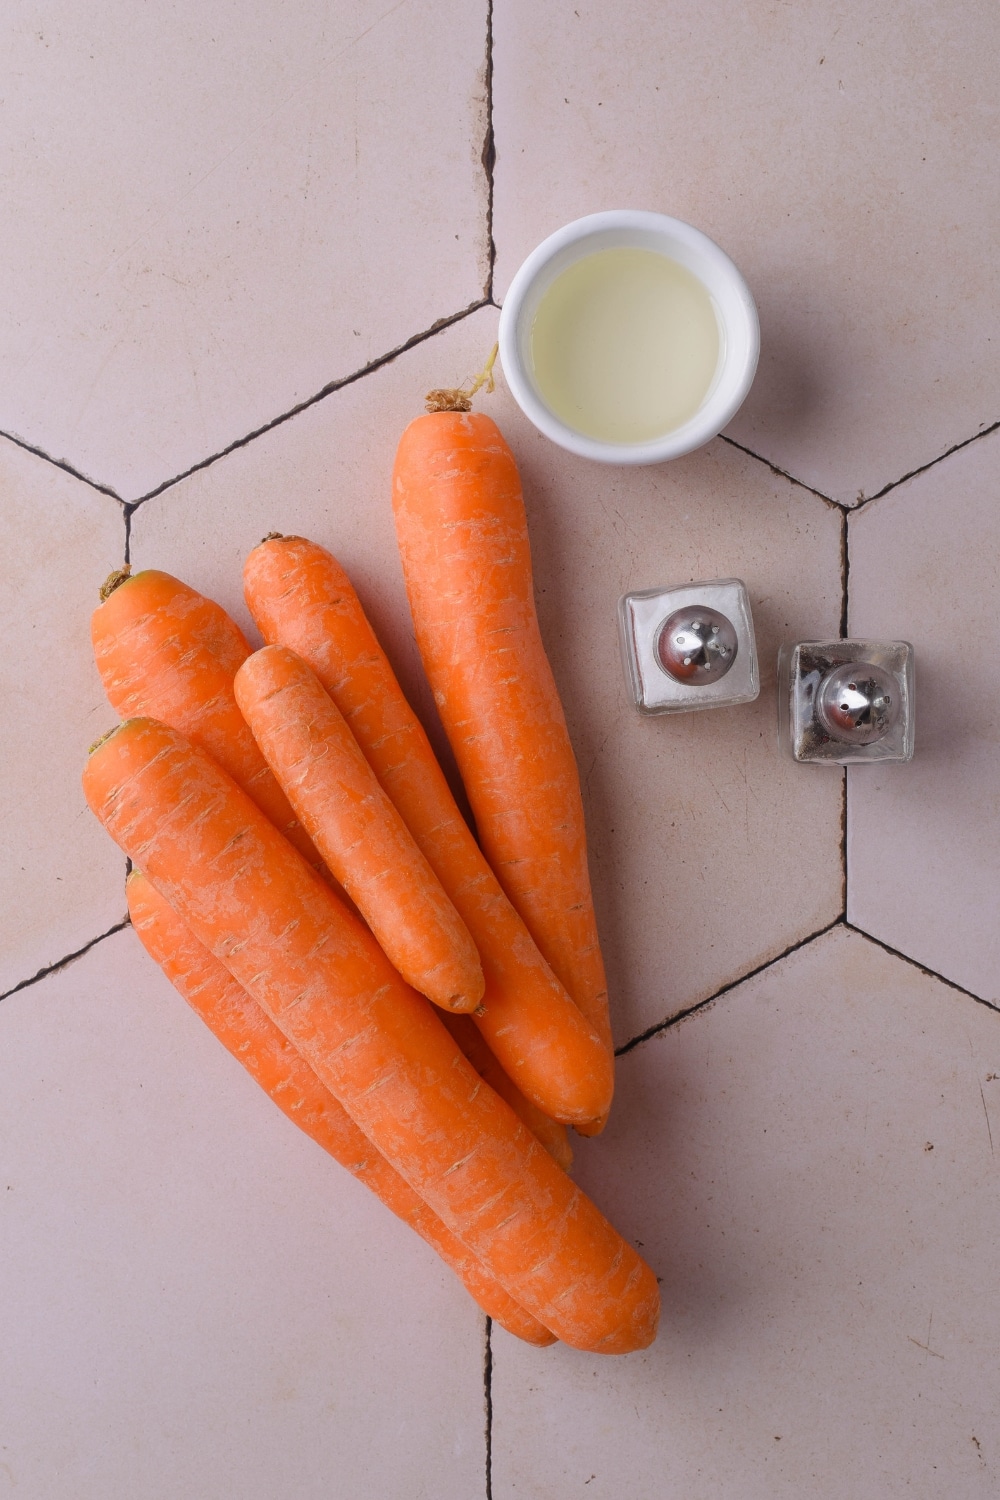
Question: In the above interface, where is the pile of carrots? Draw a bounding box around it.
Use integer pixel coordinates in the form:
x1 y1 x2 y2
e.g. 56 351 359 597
83 402 660 1355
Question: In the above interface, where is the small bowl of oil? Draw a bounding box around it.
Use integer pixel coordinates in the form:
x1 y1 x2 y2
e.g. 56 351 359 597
497 210 759 465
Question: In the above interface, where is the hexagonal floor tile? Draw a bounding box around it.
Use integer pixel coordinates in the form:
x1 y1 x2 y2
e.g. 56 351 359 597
847 427 1000 1003
492 0 1000 504
492 925 1000 1499
132 306 844 1045
0 1 489 500
0 436 125 996
0 929 486 1499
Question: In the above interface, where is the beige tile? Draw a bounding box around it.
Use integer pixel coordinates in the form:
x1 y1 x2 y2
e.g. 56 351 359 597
492 926 1000 1498
133 307 843 1043
0 438 125 995
0 929 486 1498
847 430 1000 1002
493 0 1000 504
0 1 488 500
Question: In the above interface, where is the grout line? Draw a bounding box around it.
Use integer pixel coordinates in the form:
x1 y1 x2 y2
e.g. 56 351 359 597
0 918 130 1004
718 434 842 510
127 298 491 512
483 1316 494 1500
839 506 850 638
123 503 134 566
853 416 1000 511
481 0 497 302
839 768 848 920
615 916 846 1056
843 922 998 1013
0 427 124 503
838 516 851 919
838 511 851 922
617 916 1000 1056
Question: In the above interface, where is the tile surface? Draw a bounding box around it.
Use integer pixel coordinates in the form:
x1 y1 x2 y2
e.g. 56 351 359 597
847 429 1000 1003
493 0 1000 503
0 930 486 1499
492 926 1000 1499
133 309 844 1043
0 0 488 499
0 438 124 995
2 2 998 1492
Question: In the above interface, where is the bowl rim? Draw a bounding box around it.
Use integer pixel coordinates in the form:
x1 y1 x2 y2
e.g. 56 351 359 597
497 210 760 465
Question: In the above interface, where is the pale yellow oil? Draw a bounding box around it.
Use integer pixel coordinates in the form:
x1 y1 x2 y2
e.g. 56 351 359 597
530 247 720 444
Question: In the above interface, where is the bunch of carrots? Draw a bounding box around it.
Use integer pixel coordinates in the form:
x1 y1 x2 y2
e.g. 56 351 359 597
83 397 660 1355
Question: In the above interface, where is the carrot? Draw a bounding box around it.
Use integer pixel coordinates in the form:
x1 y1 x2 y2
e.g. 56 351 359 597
234 645 483 1014
440 1012 573 1173
239 632 560 1151
390 413 613 1129
91 569 321 870
84 720 659 1354
126 870 552 1346
242 535 612 1128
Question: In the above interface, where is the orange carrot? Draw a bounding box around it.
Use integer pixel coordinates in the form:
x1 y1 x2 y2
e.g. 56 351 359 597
232 633 569 1158
243 535 612 1128
126 870 552 1345
91 569 321 869
234 645 483 1014
84 720 659 1354
440 1012 573 1173
390 413 613 1101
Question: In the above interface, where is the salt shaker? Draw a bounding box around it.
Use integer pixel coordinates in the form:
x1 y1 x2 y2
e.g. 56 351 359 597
618 578 760 714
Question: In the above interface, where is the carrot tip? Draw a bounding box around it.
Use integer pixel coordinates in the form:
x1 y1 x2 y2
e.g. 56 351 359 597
573 1116 608 1138
425 388 472 414
261 531 284 545
425 343 499 410
425 342 500 408
88 725 121 755
99 565 131 601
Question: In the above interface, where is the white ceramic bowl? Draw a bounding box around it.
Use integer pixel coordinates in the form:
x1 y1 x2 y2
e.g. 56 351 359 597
498 210 759 465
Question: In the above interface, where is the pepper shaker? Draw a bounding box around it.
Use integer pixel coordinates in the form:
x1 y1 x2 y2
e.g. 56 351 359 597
778 640 915 764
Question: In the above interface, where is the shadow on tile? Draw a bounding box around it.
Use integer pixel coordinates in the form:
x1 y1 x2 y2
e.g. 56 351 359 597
727 312 829 477
572 1022 770 1354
